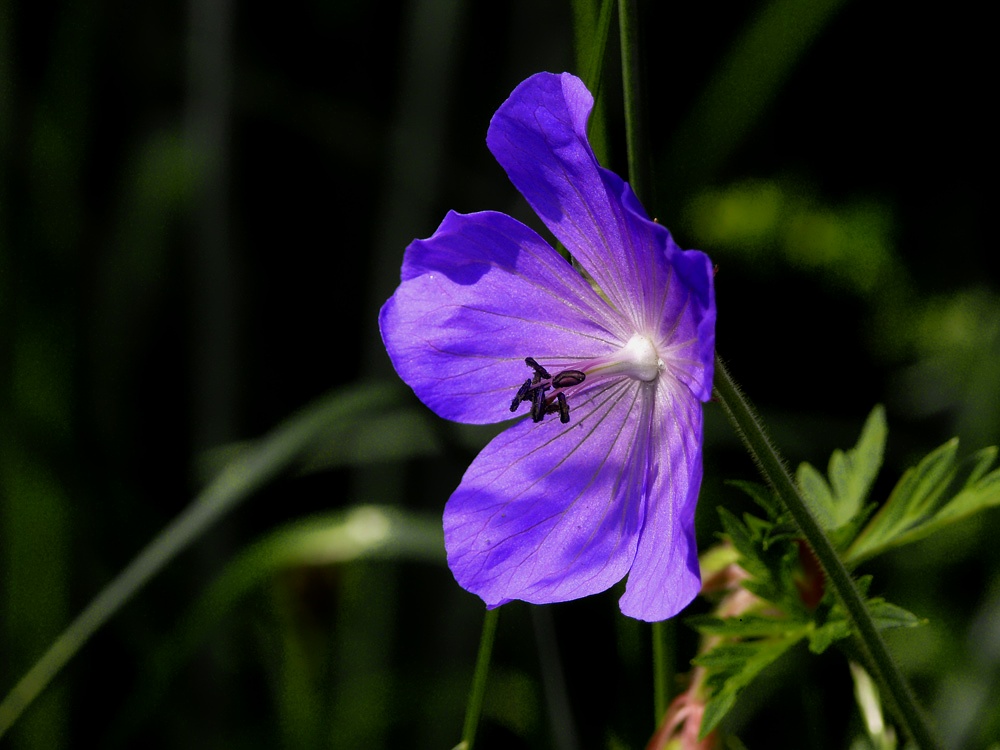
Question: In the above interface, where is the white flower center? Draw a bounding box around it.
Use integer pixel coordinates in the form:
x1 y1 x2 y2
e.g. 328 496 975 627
590 333 663 382
510 335 664 424
622 334 664 382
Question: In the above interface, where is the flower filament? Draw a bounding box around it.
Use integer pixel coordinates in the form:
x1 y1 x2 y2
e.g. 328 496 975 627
510 334 664 424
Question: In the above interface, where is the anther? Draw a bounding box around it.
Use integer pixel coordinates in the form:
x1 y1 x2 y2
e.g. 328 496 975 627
552 369 586 389
530 385 549 422
510 379 532 412
524 356 551 382
511 358 582 423
545 392 570 423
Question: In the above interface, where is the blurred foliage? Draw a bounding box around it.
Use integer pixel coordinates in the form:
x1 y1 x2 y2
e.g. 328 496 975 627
693 405 999 740
0 0 996 748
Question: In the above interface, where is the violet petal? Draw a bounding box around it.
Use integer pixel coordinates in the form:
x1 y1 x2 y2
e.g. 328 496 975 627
444 377 654 606
379 209 625 424
618 382 703 621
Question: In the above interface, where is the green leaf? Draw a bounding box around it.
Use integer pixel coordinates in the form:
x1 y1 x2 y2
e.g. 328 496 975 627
728 479 782 519
717 507 761 575
807 591 924 655
927 447 1000 523
867 599 925 631
807 618 851 654
715 506 803 614
796 405 887 532
693 632 807 738
796 461 836 529
688 614 806 639
828 405 887 522
847 439 1000 562
854 574 874 598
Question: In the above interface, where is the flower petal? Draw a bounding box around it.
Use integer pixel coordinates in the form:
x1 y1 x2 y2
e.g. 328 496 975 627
444 377 658 607
653 245 717 403
487 72 682 334
379 209 627 424
618 380 704 621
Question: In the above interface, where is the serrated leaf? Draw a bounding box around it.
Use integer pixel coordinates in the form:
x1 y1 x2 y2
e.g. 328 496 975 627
959 445 999 486
744 514 775 544
693 633 807 738
797 461 837 529
716 506 806 614
807 619 851 654
828 405 887 525
728 479 782 519
717 507 764 577
808 594 923 654
867 599 925 630
854 575 874 597
796 406 887 532
846 440 956 560
741 579 777 602
688 614 807 639
827 501 878 553
898 440 960 517
927 450 1000 524
847 439 1000 563
699 691 738 742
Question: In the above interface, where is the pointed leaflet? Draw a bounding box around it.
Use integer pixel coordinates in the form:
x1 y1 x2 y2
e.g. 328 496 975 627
795 405 887 531
848 441 1000 563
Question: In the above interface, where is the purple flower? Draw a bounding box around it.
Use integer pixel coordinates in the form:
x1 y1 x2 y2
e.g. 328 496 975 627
379 72 716 621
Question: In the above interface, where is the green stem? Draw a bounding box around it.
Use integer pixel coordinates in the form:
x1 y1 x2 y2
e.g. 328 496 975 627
619 0 674 724
712 355 940 750
618 0 652 204
459 607 500 750
651 620 674 721
578 0 616 107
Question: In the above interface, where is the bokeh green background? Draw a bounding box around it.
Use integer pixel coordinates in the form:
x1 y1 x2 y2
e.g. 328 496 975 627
1 0 996 747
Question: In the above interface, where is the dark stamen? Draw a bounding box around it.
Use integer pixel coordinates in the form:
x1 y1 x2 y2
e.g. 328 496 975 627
552 369 586 388
556 392 570 423
530 385 549 422
544 392 570 423
524 356 551 381
511 357 583 424
510 379 532 412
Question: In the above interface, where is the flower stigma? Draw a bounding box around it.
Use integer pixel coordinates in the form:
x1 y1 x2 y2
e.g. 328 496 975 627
511 334 665 424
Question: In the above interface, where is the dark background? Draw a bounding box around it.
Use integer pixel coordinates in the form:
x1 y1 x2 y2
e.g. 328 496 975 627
1 0 997 747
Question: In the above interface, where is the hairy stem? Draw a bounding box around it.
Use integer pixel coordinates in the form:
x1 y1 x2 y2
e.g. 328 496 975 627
712 355 940 750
